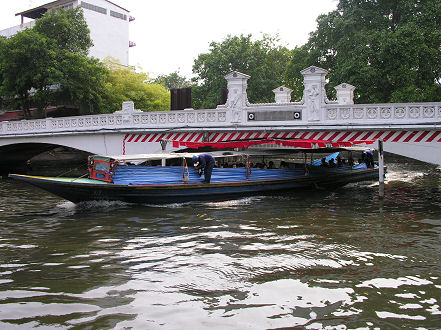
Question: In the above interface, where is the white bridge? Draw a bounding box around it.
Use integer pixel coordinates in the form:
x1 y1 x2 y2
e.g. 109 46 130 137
1 66 440 172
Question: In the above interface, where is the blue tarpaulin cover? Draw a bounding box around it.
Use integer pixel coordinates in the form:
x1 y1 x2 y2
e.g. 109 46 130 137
112 166 305 185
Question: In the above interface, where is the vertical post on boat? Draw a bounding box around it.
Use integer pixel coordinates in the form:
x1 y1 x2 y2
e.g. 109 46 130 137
378 139 384 199
160 140 167 167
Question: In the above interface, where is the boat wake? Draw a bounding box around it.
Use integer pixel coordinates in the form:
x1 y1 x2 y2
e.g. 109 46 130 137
56 200 133 213
143 196 261 209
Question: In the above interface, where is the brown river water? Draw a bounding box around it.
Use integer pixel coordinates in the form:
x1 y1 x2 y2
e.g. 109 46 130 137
0 155 440 329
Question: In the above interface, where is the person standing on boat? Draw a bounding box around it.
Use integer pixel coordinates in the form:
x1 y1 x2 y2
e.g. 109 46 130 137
193 154 215 183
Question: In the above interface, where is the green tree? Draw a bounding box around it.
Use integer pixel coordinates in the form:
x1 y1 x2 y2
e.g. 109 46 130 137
33 7 92 56
192 34 292 109
0 29 57 118
56 54 108 114
0 7 106 117
305 0 441 103
154 71 190 90
102 63 170 112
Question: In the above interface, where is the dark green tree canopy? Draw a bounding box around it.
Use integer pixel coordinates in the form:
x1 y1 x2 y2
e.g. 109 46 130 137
154 71 190 90
306 0 441 103
192 34 292 109
33 7 93 56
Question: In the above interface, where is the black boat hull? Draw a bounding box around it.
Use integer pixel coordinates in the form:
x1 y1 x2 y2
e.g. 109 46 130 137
9 167 381 204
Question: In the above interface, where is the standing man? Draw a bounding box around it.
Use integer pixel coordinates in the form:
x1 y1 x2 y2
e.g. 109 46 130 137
192 154 215 183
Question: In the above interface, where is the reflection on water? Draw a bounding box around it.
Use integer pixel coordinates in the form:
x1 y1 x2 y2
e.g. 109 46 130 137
0 155 440 328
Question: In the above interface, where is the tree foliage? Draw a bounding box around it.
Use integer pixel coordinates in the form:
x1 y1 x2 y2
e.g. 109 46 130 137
102 61 170 112
191 34 292 109
305 0 441 103
33 7 93 56
0 7 105 118
154 71 190 90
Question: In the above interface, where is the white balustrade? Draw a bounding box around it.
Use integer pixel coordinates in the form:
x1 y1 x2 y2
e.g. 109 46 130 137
1 66 440 138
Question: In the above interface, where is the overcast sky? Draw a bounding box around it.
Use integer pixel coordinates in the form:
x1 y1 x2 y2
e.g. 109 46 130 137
0 0 338 78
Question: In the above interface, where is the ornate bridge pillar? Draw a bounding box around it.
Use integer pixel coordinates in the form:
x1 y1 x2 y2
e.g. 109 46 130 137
300 66 332 121
221 71 251 123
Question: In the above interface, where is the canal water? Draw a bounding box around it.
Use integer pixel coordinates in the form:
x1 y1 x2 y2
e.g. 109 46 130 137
0 155 440 329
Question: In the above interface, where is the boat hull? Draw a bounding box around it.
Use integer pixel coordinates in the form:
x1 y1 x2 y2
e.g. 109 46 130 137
9 167 380 204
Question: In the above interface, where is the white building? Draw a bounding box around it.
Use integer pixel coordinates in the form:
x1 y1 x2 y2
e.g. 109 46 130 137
0 0 134 66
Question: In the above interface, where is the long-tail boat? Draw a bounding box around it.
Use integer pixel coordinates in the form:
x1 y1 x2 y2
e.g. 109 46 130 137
9 138 381 204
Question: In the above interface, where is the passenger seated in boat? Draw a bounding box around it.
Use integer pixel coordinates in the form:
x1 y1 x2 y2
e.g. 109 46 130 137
329 158 336 168
321 158 329 167
337 155 343 167
193 154 215 183
363 150 375 168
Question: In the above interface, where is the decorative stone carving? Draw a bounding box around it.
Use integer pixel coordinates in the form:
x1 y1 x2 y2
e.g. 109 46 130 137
367 108 378 119
327 109 337 120
305 84 321 121
340 108 350 119
197 112 206 122
224 71 250 110
409 107 420 118
187 113 195 122
178 113 185 123
150 114 157 124
207 112 216 122
168 114 176 123
353 108 364 119
380 107 392 119
423 106 435 118
334 83 355 105
301 66 330 121
394 107 406 118
273 86 293 103
159 114 166 123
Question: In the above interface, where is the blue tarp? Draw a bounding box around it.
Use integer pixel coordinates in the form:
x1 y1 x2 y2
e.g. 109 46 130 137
309 152 340 166
112 166 305 185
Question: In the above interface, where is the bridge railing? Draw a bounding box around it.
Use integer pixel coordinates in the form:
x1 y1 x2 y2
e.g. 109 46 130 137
323 103 441 124
0 108 232 136
1 101 440 137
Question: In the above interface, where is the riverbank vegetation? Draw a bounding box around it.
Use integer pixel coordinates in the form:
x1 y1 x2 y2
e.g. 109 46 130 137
0 0 440 118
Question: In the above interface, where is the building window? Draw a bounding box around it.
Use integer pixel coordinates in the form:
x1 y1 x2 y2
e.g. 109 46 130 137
60 3 74 10
110 10 127 20
81 1 107 14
